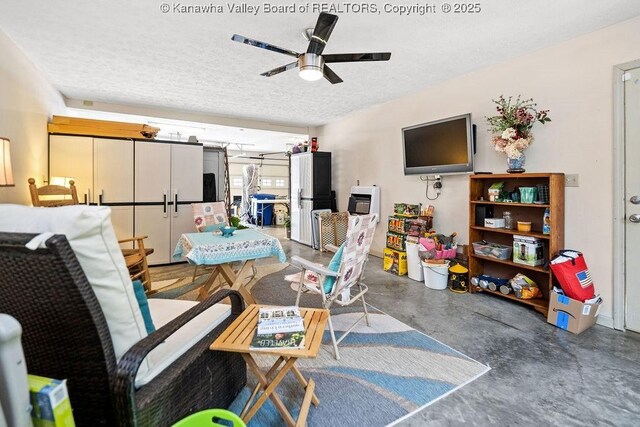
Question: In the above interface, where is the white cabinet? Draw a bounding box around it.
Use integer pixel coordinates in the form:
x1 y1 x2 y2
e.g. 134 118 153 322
49 135 134 241
50 136 203 265
94 138 133 204
290 152 331 246
134 141 203 265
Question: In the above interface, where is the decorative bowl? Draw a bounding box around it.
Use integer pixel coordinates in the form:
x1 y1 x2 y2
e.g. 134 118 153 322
517 221 532 232
221 226 237 237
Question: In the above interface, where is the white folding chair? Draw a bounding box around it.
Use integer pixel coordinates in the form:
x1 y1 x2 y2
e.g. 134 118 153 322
290 213 378 360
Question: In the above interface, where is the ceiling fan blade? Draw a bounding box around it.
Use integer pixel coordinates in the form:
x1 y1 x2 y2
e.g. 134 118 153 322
261 61 298 77
323 52 392 63
307 13 338 55
231 34 299 58
323 65 343 84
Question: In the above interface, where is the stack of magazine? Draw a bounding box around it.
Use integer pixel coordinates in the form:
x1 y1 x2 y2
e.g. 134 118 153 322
250 306 306 350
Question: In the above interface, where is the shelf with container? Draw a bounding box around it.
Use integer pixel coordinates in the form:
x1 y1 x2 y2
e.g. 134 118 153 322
468 173 565 315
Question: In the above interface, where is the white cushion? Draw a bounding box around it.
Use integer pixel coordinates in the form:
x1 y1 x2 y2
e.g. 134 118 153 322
0 205 148 370
135 299 231 388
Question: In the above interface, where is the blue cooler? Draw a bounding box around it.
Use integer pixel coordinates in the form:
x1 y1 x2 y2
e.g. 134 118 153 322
253 194 276 225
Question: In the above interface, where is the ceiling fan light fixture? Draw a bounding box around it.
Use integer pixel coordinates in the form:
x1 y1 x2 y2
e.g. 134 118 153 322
298 53 324 81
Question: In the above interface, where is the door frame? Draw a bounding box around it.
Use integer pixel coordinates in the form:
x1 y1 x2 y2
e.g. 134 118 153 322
612 59 640 331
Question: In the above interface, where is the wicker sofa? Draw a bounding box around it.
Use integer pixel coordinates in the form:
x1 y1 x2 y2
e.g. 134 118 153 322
0 205 246 426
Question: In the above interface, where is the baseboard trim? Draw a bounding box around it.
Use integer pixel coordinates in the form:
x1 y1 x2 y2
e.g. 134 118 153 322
370 249 383 259
597 314 614 329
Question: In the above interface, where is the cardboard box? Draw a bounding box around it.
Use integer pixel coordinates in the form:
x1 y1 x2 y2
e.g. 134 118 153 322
484 218 505 228
513 235 544 266
388 216 410 234
386 232 407 251
547 292 602 334
383 248 407 275
393 203 420 218
28 375 75 427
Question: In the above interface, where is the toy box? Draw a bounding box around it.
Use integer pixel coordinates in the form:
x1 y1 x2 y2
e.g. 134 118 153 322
386 232 407 251
393 203 420 218
547 292 602 334
383 248 407 275
513 235 544 266
28 375 75 427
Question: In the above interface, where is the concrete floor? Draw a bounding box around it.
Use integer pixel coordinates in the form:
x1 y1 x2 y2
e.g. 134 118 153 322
276 230 640 426
153 226 640 426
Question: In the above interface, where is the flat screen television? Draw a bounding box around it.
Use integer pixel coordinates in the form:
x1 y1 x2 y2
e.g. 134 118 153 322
402 113 474 175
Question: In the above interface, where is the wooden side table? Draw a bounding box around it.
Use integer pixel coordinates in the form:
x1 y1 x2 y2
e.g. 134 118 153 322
211 304 328 427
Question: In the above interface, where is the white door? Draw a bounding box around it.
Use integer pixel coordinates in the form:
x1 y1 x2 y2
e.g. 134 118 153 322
298 199 314 246
171 144 203 204
135 205 171 265
135 141 171 202
49 135 93 204
298 153 313 199
110 206 134 243
625 67 640 332
135 141 171 264
94 138 133 204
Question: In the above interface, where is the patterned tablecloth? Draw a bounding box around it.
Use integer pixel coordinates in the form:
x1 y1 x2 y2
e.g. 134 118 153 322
172 229 287 265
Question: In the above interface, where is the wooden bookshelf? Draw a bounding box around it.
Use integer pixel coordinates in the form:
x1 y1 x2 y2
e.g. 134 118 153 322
468 173 565 315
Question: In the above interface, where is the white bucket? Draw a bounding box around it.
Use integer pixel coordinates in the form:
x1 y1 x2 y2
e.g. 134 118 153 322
405 242 424 282
422 261 450 290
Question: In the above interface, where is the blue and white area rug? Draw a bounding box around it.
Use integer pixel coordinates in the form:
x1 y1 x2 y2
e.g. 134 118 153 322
229 309 490 426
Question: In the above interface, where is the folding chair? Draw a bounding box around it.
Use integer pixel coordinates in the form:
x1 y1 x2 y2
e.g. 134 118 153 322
290 213 378 359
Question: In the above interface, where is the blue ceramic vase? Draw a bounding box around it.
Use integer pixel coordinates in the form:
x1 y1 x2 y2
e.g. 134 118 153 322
507 153 526 173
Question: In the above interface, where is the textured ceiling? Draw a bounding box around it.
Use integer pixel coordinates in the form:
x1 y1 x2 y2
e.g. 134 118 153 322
1 1 640 127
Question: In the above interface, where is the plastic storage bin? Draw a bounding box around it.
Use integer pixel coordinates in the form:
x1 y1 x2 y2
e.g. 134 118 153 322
253 194 276 225
472 241 512 260
405 242 424 282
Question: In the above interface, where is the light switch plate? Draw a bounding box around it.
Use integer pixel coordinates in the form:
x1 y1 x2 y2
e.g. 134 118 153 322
565 174 579 187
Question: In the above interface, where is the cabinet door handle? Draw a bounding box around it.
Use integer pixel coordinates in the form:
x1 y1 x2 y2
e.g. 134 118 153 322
163 192 168 217
87 189 91 205
298 189 302 209
174 191 178 214
98 190 104 206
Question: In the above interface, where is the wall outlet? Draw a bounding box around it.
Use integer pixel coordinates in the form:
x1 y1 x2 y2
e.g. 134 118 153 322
565 174 579 187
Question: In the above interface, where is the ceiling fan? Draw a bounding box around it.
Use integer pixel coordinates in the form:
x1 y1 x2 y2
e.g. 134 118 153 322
231 12 391 84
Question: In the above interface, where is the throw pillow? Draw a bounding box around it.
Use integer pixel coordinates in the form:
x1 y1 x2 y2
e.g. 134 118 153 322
132 280 156 334
323 243 345 294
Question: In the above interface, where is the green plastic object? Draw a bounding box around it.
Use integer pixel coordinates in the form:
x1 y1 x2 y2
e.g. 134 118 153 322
172 409 246 427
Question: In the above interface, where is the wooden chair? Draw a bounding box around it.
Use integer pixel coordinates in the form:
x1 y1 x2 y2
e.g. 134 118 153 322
28 177 79 206
119 236 154 293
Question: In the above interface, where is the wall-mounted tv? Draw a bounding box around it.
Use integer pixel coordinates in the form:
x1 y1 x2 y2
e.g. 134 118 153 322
402 113 474 175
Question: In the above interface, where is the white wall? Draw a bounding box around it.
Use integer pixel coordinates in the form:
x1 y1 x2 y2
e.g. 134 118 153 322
318 15 640 326
0 30 66 204
228 159 289 199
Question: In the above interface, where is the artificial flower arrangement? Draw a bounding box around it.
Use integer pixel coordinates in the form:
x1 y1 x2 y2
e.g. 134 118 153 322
486 95 551 159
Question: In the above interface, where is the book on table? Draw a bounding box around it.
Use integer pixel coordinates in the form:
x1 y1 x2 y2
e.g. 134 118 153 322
250 306 306 350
